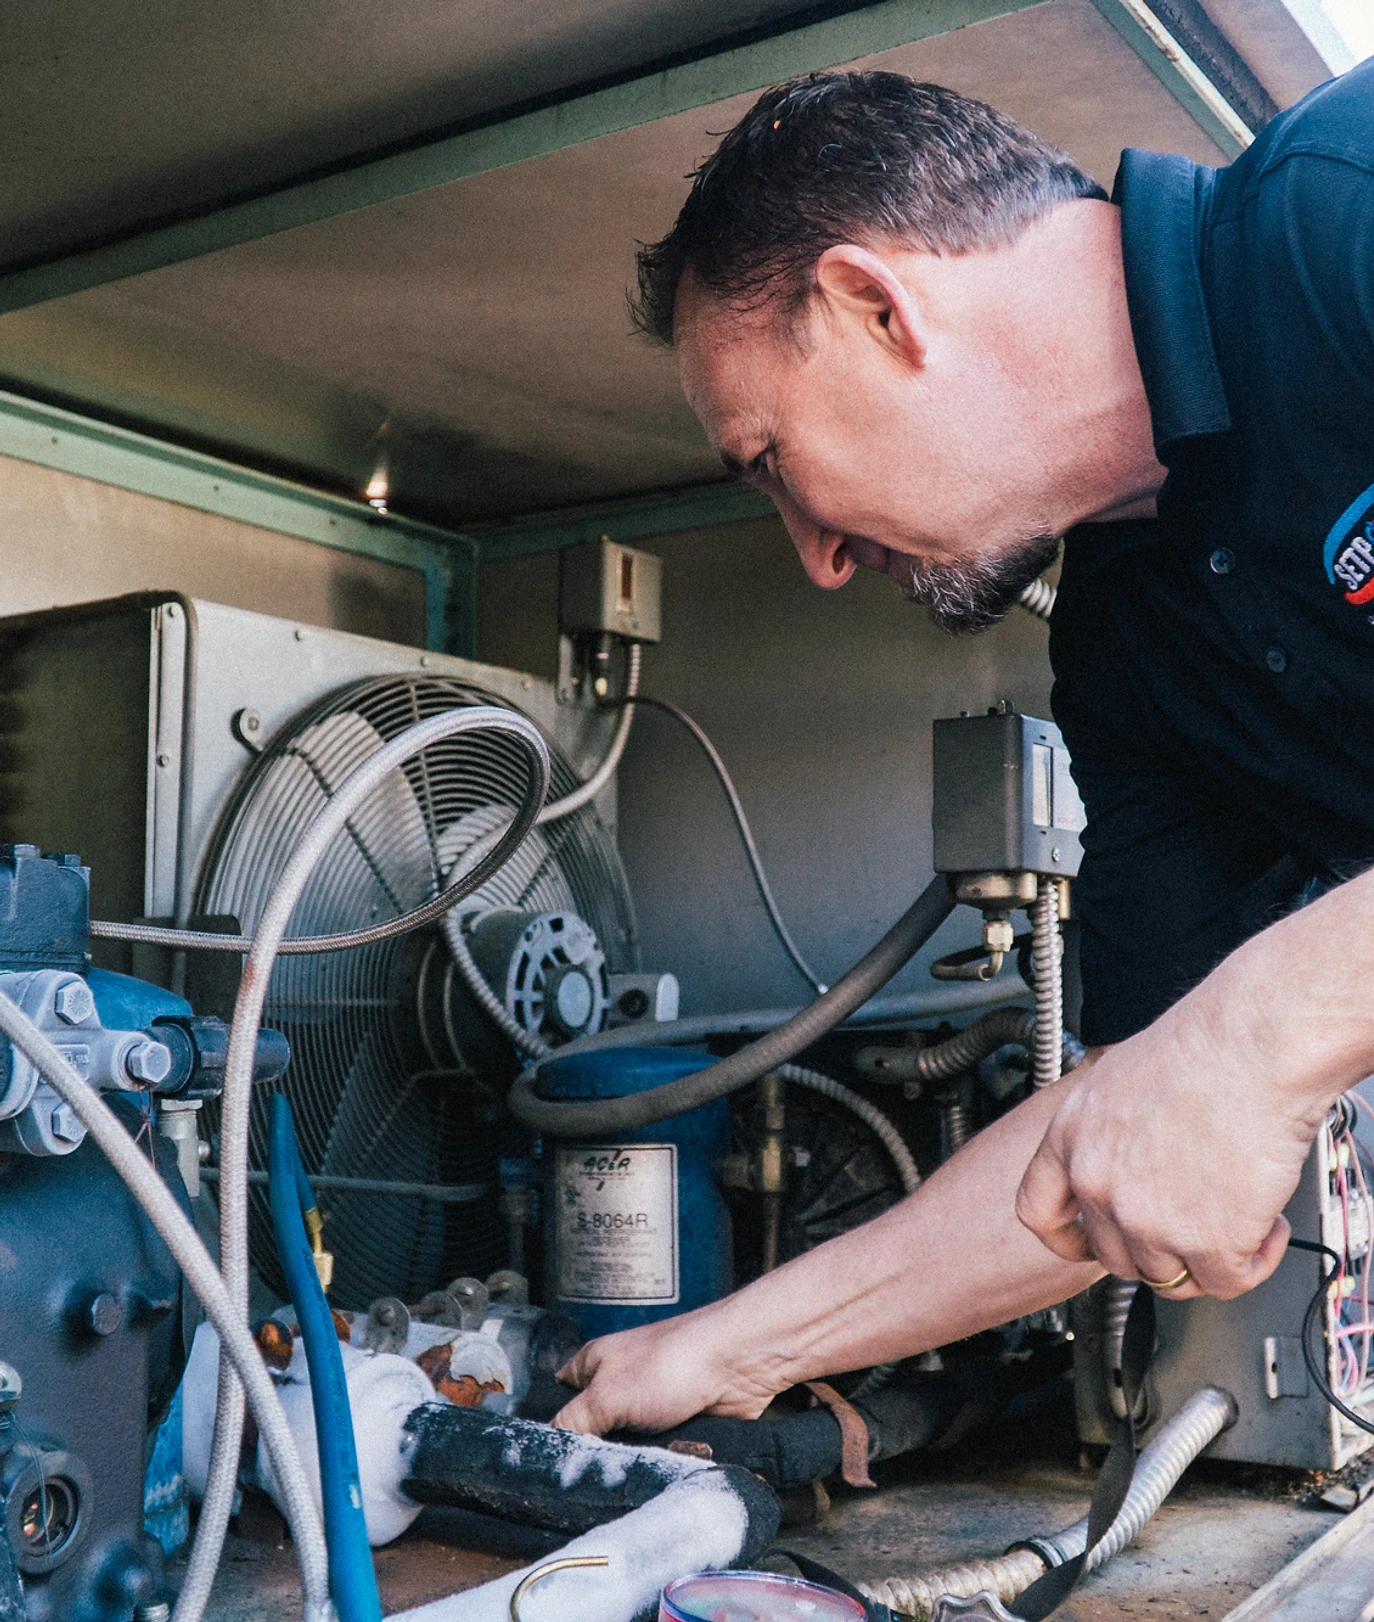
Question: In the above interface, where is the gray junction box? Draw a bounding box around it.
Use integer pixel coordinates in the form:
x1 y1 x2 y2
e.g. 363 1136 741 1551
932 710 1085 880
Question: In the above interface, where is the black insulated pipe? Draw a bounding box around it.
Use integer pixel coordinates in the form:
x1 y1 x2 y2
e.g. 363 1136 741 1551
507 874 955 1137
401 1406 780 1559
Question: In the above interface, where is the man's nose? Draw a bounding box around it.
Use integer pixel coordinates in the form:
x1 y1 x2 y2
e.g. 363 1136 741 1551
778 499 855 589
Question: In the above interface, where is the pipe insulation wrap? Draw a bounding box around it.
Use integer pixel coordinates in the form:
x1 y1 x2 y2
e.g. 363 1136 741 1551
507 874 955 1137
190 706 550 1622
393 1473 756 1622
859 1386 1236 1618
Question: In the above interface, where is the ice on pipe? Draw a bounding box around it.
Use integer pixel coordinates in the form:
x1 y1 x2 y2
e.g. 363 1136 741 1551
390 1467 752 1622
482 1413 710 1493
181 1321 435 1545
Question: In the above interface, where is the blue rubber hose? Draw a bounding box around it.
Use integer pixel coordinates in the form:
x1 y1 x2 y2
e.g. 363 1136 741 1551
268 1093 383 1622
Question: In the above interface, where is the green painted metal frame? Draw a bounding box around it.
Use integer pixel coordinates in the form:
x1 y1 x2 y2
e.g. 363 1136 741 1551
0 0 1043 314
475 482 776 563
0 388 478 655
1086 0 1252 158
0 0 1256 316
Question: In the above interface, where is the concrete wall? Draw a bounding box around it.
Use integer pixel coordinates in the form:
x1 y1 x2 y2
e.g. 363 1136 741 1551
0 451 426 644
479 515 1056 1016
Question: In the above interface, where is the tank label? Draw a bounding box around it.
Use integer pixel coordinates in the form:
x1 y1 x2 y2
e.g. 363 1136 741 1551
555 1143 679 1304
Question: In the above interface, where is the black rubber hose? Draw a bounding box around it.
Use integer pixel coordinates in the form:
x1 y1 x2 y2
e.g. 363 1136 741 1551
635 1380 968 1493
507 874 955 1137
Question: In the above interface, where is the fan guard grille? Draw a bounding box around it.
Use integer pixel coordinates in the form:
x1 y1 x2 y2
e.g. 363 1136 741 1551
194 674 637 1308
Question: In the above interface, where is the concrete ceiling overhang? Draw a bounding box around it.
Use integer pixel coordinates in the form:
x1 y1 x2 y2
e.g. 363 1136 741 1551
0 0 1336 533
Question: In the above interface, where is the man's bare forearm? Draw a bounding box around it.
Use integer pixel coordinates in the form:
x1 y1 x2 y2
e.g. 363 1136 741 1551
721 1073 1105 1387
557 1075 1106 1432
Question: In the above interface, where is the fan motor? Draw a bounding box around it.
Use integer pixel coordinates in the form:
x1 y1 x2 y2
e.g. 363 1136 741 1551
465 907 609 1041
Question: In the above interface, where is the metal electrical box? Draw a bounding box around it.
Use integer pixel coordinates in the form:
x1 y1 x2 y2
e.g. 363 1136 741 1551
931 709 1085 879
560 539 662 644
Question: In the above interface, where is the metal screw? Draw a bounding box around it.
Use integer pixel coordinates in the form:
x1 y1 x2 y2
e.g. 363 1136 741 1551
53 980 95 1026
88 1293 123 1336
50 1104 83 1144
125 1040 173 1086
1051 847 1062 863
156 752 171 768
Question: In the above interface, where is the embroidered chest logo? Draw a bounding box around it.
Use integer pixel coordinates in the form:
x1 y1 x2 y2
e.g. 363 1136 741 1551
1325 483 1374 606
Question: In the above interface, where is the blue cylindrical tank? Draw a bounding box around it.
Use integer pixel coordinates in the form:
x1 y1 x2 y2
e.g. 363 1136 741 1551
538 1048 732 1339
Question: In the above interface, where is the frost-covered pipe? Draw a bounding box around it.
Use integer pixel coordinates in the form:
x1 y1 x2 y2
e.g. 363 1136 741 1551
860 1387 1236 1619
391 1409 780 1622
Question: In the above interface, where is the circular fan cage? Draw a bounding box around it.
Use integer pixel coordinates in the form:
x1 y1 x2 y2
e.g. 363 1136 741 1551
194 674 638 1309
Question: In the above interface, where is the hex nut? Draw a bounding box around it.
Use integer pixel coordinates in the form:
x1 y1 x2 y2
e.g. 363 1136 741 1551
52 980 95 1026
49 1104 83 1144
125 1040 173 1086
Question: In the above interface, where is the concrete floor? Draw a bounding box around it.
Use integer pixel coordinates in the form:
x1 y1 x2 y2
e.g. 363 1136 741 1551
191 1453 1344 1621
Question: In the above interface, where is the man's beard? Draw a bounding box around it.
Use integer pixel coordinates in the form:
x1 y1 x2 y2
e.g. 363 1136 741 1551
899 531 1063 633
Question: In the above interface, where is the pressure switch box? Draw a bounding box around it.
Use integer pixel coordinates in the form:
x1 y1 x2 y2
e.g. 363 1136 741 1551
560 539 662 644
932 710 1085 879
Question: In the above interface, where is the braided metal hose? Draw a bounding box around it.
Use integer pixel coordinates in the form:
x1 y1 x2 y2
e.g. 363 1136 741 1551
862 1547 1049 1617
1030 880 1063 1089
854 1007 1035 1087
860 1387 1235 1619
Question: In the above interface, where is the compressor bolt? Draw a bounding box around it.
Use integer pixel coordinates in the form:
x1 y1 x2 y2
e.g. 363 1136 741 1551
53 980 95 1026
125 1040 173 1087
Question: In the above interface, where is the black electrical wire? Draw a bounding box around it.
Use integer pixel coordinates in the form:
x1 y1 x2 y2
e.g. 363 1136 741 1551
1288 1236 1374 1436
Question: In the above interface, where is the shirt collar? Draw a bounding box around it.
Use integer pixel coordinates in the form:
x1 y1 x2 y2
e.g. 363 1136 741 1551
1113 147 1231 452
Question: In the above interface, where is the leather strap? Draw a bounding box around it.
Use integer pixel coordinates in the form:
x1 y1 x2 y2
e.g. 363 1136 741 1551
1011 1284 1155 1620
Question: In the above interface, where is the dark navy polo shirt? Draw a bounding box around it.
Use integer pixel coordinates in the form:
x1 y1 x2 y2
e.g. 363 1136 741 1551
1050 58 1374 1046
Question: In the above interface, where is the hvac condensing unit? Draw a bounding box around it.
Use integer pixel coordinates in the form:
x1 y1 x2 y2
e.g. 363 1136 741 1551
0 592 643 1307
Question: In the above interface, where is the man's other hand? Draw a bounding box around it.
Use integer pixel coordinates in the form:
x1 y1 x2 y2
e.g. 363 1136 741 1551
1015 1031 1310 1300
554 1308 787 1435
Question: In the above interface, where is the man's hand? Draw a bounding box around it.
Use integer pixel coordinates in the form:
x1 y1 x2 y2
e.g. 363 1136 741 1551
1016 1031 1312 1299
554 1304 789 1434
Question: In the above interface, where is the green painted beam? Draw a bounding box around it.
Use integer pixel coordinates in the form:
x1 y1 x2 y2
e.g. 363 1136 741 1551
1087 0 1252 158
0 388 477 655
475 482 777 563
0 0 1043 315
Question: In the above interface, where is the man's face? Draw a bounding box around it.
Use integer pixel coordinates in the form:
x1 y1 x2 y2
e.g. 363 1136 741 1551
675 269 1062 631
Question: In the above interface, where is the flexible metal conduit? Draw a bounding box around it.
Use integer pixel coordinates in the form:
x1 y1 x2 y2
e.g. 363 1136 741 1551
855 1007 1036 1087
775 1064 920 1195
1030 879 1063 1088
534 642 641 824
185 706 551 1622
507 874 954 1138
860 1387 1236 1619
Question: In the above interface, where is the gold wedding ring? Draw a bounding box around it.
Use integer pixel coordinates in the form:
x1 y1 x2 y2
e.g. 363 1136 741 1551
1139 1265 1192 1293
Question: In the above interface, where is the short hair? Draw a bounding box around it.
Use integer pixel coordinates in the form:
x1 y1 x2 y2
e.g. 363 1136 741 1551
633 71 1104 344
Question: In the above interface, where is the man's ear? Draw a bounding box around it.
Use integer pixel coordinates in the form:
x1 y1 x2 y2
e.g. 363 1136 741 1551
814 244 926 367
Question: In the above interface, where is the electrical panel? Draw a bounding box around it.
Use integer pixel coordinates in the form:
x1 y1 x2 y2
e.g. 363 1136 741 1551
1074 1098 1374 1470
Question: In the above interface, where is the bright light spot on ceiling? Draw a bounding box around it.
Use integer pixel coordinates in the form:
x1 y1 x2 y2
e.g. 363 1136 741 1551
1323 0 1374 61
